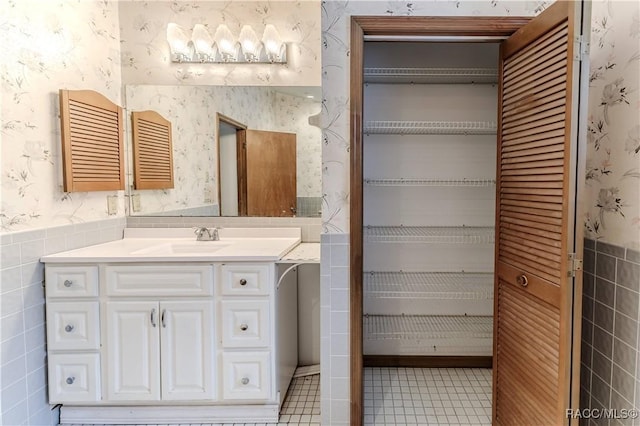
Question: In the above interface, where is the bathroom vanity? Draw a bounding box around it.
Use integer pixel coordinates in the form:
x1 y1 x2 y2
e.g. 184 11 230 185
41 228 303 424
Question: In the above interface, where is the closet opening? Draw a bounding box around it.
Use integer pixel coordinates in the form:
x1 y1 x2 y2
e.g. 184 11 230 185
351 4 588 425
362 38 500 425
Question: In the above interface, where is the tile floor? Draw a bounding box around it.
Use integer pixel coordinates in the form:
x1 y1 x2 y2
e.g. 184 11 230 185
364 367 492 426
63 368 492 425
278 373 321 425
63 374 320 426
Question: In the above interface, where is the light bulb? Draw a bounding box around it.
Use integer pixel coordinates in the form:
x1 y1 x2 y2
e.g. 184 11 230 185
166 23 192 61
213 24 238 62
238 25 262 62
261 24 283 62
192 24 214 61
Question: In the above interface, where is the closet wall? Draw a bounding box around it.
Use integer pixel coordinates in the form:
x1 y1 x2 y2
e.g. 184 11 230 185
362 42 500 359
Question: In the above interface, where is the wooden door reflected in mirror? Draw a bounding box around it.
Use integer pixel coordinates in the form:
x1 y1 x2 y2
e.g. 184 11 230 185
217 114 297 217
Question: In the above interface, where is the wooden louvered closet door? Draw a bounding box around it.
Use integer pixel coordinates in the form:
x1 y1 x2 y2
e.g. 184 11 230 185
493 1 585 424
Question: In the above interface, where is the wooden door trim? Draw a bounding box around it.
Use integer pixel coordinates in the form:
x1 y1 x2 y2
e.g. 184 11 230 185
349 15 531 425
216 113 247 217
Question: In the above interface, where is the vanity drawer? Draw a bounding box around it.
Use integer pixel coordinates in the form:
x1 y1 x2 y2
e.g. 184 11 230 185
220 263 271 296
47 301 100 350
221 300 270 348
48 353 101 403
221 352 271 401
106 265 214 296
45 266 99 298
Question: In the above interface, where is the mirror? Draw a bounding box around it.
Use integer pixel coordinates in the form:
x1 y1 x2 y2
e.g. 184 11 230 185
124 85 322 217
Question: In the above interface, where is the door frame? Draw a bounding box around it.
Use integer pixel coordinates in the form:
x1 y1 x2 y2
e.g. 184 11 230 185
216 113 247 216
349 16 532 424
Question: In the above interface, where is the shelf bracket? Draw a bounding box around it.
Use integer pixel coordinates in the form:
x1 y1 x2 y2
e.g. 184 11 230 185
568 253 583 277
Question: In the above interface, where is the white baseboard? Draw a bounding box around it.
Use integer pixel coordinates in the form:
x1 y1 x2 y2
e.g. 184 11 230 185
59 404 279 424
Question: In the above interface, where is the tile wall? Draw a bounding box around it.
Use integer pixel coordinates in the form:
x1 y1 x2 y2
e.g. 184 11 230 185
0 218 126 426
581 238 640 425
320 233 350 425
126 216 321 243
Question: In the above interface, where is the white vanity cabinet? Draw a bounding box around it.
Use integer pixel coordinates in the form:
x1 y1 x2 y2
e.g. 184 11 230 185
105 300 215 401
103 264 215 402
44 260 295 424
46 265 102 403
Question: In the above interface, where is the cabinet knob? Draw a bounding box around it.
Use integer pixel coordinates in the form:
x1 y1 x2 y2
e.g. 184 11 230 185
66 377 75 385
240 324 248 331
239 278 247 286
63 280 73 288
241 377 250 385
516 274 529 287
65 324 74 333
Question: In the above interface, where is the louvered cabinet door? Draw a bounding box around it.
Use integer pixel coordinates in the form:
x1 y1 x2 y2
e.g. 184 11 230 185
493 1 586 424
59 90 125 191
131 110 174 190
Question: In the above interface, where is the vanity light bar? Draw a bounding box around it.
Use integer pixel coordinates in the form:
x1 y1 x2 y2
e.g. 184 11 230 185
167 23 287 64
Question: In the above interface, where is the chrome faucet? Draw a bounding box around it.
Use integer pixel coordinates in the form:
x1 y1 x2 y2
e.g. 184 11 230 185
194 227 219 241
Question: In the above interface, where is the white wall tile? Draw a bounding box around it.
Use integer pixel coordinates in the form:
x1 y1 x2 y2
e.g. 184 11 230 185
21 262 43 287
330 355 349 379
22 283 44 309
19 240 45 265
43 236 66 256
65 232 86 250
1 266 22 294
1 398 28 426
26 367 46 396
1 312 25 345
1 288 24 317
330 378 350 400
331 311 349 334
330 289 349 313
29 406 53 426
27 384 48 420
330 333 349 356
330 244 349 267
1 355 27 389
24 325 45 353
330 399 350 424
23 304 45 331
1 377 27 412
12 230 45 244
25 346 46 373
330 266 348 290
1 244 22 269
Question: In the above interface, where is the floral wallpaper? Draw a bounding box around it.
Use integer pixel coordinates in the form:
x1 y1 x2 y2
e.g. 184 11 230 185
118 1 321 87
126 85 321 215
274 92 322 197
320 0 551 233
0 0 124 232
584 0 640 249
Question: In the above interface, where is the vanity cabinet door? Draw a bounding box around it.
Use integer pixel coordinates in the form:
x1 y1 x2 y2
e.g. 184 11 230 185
106 301 160 401
160 301 215 401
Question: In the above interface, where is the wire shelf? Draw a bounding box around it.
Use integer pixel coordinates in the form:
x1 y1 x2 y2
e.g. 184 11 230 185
364 314 493 341
364 271 494 300
364 120 497 135
364 178 496 187
365 226 495 244
364 67 499 84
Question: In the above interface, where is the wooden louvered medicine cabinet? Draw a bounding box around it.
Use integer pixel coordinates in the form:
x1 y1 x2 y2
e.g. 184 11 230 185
131 110 174 190
59 89 125 192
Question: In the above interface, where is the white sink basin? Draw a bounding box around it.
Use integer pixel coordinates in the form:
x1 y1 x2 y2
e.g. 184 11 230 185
131 241 231 255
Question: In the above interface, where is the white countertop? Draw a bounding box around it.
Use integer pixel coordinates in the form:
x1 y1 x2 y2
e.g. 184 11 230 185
278 243 320 263
40 228 302 263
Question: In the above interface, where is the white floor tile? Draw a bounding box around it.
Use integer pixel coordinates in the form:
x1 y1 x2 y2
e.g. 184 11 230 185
363 367 492 426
